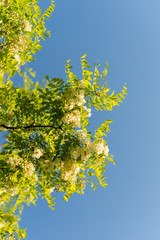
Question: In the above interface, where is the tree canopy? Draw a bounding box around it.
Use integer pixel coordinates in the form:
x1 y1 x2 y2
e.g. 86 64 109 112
0 0 127 239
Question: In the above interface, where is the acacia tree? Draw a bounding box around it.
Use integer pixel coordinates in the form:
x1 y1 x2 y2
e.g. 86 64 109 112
0 0 127 239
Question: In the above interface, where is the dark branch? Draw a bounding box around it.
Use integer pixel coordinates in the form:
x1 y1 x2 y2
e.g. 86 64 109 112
0 123 62 131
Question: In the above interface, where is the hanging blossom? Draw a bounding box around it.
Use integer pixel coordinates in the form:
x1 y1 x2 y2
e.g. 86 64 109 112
32 148 44 159
0 188 6 195
7 155 21 168
81 147 92 162
76 79 84 88
49 187 55 194
0 222 5 229
53 158 62 170
82 106 92 117
60 158 81 182
63 109 81 127
24 20 32 32
11 35 29 57
10 187 19 197
14 54 21 68
70 139 92 163
91 140 109 156
62 95 91 128
77 129 87 140
103 145 109 156
71 147 81 160
0 0 5 6
40 158 64 172
81 138 92 161
63 88 76 110
40 159 54 172
22 161 35 178
75 90 86 106
63 85 86 110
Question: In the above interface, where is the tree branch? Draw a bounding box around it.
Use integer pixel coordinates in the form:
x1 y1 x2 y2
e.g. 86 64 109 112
0 123 62 131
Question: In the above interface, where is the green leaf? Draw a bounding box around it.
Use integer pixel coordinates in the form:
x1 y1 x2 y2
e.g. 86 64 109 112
66 59 71 63
45 75 49 80
81 54 87 58
35 44 42 50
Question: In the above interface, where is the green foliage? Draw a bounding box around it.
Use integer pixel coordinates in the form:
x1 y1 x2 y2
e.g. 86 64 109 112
0 0 55 77
0 1 127 239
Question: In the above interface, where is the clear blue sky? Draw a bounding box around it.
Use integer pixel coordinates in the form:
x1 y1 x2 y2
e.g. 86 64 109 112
10 0 160 239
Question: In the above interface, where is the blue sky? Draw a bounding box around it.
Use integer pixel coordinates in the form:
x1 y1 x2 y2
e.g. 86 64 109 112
6 0 160 239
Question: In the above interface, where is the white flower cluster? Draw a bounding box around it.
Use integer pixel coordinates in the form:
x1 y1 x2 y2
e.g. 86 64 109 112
91 140 109 156
76 80 84 88
0 188 6 195
70 139 92 163
40 157 64 172
64 87 86 110
14 54 21 65
0 0 5 6
10 187 18 196
77 129 87 139
14 33 29 50
81 147 92 162
40 159 54 172
32 148 43 159
7 155 21 168
71 147 80 159
70 138 109 162
82 106 92 117
24 20 32 32
63 109 81 128
39 156 80 182
0 222 5 229
22 161 35 178
60 159 81 182
49 187 55 194
53 158 62 170
75 90 86 106
103 145 109 156
10 35 29 68
37 140 108 184
62 81 93 129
